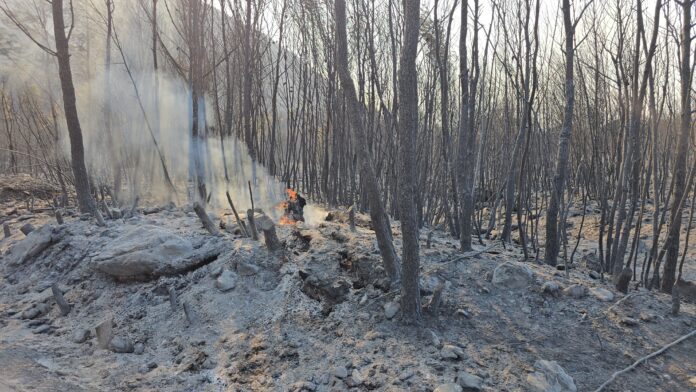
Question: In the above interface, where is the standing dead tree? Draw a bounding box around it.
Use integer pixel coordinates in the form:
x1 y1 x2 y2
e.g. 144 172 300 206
398 0 422 323
333 0 400 283
662 0 693 293
457 0 481 252
545 0 592 266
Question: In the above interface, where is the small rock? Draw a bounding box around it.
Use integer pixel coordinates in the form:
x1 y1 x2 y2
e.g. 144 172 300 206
95 317 114 349
109 208 123 219
291 381 316 391
441 344 465 360
563 284 586 299
33 324 52 334
143 206 162 215
589 271 601 279
236 261 260 276
621 317 639 326
109 336 135 353
457 371 483 390
590 287 614 302
456 309 470 318
215 270 237 292
139 362 157 374
541 281 561 295
359 293 368 305
134 342 145 355
20 223 35 235
492 262 534 289
209 265 223 278
527 359 577 392
72 329 91 343
639 313 656 322
384 301 399 319
317 373 330 385
364 330 382 340
428 329 443 348
398 369 415 381
434 383 463 392
202 358 216 369
351 368 365 384
20 303 51 320
331 366 348 379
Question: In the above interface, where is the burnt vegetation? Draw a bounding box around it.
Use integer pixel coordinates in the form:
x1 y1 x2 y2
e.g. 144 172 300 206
0 0 696 391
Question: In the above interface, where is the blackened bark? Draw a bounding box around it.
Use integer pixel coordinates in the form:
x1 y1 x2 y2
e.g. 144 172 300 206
662 0 692 293
334 0 400 282
52 0 96 215
398 0 422 323
545 0 574 266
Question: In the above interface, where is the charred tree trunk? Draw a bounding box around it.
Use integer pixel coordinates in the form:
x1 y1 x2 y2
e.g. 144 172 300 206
334 0 400 282
52 0 96 215
398 0 422 323
545 0 575 266
662 0 692 293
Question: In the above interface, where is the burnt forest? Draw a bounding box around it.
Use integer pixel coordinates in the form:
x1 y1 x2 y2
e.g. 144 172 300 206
0 0 695 391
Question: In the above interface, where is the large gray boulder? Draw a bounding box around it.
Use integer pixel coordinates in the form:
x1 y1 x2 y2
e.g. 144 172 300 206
92 225 220 280
492 262 534 289
527 360 577 392
4 224 58 266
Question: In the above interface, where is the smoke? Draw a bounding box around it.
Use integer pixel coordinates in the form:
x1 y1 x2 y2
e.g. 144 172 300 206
0 0 288 215
303 204 329 227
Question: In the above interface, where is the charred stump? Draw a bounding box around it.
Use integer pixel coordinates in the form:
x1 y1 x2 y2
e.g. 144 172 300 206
614 266 632 294
193 202 220 235
20 223 34 235
256 214 282 251
246 209 259 240
51 283 71 316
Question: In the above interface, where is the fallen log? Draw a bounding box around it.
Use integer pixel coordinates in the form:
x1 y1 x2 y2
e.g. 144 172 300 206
593 329 696 392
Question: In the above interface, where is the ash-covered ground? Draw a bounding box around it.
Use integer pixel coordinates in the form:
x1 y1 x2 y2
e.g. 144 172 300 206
1 177 695 392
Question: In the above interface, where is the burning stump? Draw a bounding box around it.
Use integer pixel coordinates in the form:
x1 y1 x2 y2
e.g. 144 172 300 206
279 189 306 225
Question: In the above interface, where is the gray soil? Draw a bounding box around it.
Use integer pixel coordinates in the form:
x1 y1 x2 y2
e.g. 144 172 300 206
1 192 695 391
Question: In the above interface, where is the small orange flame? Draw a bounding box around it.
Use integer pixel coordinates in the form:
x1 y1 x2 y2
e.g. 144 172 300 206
275 188 299 226
278 215 296 225
287 188 298 201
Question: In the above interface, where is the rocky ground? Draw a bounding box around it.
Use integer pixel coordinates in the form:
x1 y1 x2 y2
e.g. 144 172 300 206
1 177 695 392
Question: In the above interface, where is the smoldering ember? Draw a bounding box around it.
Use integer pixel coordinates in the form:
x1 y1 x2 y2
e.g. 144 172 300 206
0 0 695 391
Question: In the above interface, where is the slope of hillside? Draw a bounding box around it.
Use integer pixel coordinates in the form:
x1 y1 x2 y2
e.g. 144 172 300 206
0 195 695 392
